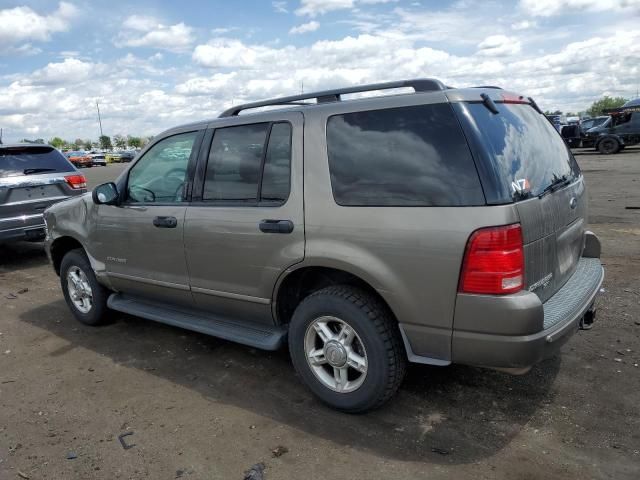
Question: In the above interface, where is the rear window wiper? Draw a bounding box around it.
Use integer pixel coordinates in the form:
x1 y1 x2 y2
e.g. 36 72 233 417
23 168 57 175
538 174 571 198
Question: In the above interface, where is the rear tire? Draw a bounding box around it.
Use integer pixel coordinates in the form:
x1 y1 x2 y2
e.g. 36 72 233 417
288 285 406 413
60 249 111 326
598 137 620 154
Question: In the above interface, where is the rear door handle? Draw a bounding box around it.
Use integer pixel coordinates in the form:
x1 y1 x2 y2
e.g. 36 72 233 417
153 216 178 228
259 219 294 234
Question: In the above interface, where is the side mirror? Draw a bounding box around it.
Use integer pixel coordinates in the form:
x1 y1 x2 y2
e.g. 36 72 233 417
92 182 119 205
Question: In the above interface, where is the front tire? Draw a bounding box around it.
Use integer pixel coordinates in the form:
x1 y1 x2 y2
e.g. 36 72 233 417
288 286 406 413
60 249 111 326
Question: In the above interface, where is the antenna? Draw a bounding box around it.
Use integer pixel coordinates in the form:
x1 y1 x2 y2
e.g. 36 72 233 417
0 127 3 145
96 101 104 138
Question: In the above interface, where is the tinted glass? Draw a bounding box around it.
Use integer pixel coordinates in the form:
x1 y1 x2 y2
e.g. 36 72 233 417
203 124 268 201
326 103 484 206
127 131 197 203
261 123 292 202
0 146 74 178
463 102 580 202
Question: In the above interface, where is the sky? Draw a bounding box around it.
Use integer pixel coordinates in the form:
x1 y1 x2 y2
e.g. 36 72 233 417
0 0 639 143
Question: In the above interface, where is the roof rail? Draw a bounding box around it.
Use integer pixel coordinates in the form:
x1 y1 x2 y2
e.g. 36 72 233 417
472 85 503 89
218 78 447 117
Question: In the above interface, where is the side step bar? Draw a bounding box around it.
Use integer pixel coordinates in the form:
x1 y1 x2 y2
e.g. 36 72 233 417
107 293 288 351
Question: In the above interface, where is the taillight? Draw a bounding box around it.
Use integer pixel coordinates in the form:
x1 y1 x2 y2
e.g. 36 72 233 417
65 174 87 189
459 224 524 295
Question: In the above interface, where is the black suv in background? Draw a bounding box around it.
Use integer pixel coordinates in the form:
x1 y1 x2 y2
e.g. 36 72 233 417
585 106 640 154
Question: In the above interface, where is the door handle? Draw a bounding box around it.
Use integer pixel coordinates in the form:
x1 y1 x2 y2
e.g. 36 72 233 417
259 219 294 234
153 216 178 228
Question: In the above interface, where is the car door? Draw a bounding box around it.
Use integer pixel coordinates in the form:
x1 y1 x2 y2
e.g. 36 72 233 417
96 129 203 306
184 112 304 324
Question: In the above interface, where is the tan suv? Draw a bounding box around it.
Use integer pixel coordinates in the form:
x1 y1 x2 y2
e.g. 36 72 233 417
44 79 604 412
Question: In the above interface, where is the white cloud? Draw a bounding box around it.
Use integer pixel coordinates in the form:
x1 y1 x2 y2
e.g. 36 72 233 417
520 0 640 16
296 0 354 16
290 21 320 34
0 2 78 53
116 15 195 52
296 0 396 17
511 20 536 30
175 72 238 95
477 35 522 57
26 58 95 86
122 15 160 32
272 1 289 13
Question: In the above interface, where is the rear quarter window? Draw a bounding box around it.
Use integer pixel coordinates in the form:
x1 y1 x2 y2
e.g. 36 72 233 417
326 103 485 206
456 102 581 203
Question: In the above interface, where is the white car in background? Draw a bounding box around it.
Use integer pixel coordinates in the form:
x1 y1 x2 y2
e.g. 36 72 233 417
88 152 107 166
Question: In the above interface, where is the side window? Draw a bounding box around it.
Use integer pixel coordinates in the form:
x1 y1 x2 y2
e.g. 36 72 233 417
260 123 292 202
203 122 291 204
127 131 198 203
326 103 484 206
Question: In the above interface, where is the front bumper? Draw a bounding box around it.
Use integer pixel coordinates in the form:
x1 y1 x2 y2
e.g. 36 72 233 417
450 256 604 368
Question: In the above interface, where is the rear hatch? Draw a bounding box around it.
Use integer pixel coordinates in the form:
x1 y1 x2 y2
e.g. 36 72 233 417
0 145 83 221
452 94 585 302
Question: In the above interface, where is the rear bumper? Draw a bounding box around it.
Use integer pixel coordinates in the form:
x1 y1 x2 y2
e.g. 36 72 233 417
0 213 46 242
450 256 604 368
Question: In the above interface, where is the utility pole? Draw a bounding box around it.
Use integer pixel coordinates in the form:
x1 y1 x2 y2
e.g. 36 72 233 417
96 101 104 138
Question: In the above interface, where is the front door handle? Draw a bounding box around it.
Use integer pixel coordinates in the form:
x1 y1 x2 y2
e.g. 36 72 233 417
153 216 178 228
259 219 294 234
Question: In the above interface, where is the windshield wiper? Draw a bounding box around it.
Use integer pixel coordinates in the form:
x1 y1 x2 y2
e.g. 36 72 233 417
23 168 57 175
538 174 571 198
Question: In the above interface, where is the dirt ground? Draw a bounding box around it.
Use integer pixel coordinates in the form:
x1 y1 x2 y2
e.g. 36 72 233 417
1 150 639 480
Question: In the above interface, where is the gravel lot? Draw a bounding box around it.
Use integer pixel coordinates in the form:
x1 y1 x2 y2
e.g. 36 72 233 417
1 151 639 479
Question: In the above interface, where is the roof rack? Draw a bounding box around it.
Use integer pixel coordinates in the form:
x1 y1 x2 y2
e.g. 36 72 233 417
218 78 447 117
602 105 640 114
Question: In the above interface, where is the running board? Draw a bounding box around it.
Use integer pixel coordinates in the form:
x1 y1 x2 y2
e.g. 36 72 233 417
107 293 287 350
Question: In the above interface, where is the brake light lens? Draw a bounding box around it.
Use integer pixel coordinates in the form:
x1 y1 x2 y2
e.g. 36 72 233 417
459 224 524 295
65 174 87 189
501 93 529 104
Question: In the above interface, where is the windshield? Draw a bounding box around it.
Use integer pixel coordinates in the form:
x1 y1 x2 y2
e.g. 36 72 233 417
0 146 74 178
459 102 580 203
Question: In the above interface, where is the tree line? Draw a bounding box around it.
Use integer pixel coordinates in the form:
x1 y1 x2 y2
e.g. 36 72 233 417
543 96 629 118
19 134 153 151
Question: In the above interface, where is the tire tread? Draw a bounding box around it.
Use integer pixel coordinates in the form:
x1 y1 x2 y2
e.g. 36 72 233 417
298 285 406 411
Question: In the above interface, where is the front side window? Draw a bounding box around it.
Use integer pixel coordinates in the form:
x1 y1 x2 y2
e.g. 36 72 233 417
127 131 198 203
203 122 292 204
326 103 485 206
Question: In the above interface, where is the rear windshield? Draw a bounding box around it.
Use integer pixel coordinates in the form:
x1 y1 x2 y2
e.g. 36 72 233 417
0 146 74 178
459 102 580 203
326 103 485 206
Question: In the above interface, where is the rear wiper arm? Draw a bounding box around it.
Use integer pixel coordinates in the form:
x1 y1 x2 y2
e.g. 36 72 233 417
538 175 570 198
23 168 57 175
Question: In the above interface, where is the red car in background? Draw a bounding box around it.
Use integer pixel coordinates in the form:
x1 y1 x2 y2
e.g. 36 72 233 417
65 151 92 168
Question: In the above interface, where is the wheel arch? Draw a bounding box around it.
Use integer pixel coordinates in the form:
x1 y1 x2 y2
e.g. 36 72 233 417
272 263 401 328
49 235 85 275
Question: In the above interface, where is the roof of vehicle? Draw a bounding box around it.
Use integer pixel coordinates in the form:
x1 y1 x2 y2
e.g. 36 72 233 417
157 78 531 139
1 143 55 149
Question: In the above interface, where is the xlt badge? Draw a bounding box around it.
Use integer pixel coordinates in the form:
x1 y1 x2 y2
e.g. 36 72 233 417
528 273 553 292
106 256 127 264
